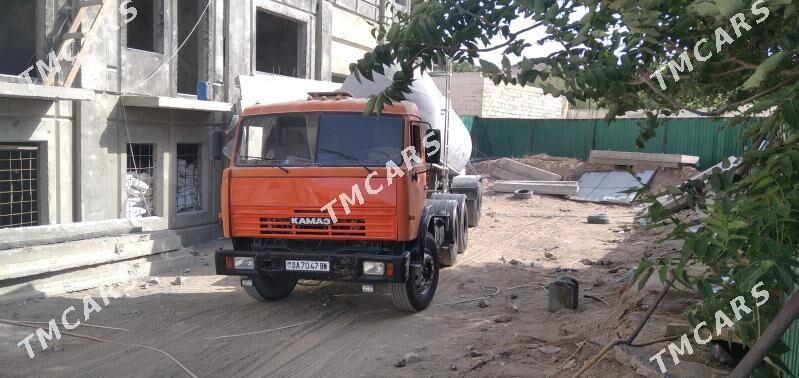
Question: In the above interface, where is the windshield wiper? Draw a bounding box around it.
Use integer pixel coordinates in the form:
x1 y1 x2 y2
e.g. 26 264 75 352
237 156 289 173
318 147 373 173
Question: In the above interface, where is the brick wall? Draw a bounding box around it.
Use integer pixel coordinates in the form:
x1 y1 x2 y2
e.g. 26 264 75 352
433 72 568 119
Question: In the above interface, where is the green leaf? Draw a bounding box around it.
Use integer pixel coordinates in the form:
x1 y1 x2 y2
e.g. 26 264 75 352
479 59 501 74
713 0 744 17
741 51 789 90
783 100 799 128
687 1 719 16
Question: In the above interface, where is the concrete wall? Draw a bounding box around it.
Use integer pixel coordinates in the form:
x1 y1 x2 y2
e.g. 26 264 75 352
328 0 408 79
433 72 570 119
75 94 225 242
0 98 73 226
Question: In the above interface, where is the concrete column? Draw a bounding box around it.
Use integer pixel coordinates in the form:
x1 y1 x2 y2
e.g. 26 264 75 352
224 0 253 103
315 1 333 81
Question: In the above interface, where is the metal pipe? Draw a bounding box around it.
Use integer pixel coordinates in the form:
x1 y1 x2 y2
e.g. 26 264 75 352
729 290 799 377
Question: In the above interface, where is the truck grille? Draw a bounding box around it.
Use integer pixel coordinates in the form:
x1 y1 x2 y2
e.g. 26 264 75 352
260 217 366 237
231 208 396 240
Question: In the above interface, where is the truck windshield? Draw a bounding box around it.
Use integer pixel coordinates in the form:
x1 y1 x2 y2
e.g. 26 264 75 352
236 113 404 167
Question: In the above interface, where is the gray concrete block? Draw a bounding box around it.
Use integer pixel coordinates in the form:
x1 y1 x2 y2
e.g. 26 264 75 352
0 231 182 280
0 219 142 250
492 181 579 196
492 158 562 181
0 250 193 305
588 150 700 168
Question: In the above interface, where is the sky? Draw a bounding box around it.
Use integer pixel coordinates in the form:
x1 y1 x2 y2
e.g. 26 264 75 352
480 8 588 66
480 18 563 65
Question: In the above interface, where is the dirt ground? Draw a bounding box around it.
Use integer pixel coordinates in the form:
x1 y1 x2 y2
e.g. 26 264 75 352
0 157 724 377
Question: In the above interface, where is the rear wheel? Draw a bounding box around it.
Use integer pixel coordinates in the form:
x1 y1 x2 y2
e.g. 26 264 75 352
243 275 297 301
391 233 439 311
438 208 460 266
430 193 468 254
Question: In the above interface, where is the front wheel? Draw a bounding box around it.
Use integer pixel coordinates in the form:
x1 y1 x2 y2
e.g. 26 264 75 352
243 275 297 302
391 233 439 311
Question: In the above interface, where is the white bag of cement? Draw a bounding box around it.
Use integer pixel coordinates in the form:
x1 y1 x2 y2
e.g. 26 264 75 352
340 67 472 173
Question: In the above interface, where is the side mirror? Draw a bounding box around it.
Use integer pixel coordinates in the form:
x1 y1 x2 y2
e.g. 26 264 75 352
425 129 442 165
211 128 225 161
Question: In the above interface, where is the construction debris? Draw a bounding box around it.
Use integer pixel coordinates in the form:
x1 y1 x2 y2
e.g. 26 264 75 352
494 314 512 323
656 156 742 211
690 156 742 181
547 277 579 312
588 150 699 168
493 181 579 196
572 170 656 204
492 158 562 181
586 213 611 224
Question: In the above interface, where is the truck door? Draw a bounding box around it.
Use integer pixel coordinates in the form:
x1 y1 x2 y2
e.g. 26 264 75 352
407 121 427 235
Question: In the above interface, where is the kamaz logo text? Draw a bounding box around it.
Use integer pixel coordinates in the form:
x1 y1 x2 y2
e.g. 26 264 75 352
290 217 332 225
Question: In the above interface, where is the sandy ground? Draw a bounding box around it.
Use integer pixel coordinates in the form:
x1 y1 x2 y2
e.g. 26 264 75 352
0 157 721 377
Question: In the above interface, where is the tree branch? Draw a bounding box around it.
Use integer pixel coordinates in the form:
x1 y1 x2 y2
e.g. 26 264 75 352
636 72 792 117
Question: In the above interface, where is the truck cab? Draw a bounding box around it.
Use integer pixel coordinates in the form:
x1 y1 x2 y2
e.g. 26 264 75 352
214 93 482 311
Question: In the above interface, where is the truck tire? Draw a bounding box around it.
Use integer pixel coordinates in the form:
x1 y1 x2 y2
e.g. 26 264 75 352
243 275 297 302
391 233 439 311
430 193 468 254
451 176 482 227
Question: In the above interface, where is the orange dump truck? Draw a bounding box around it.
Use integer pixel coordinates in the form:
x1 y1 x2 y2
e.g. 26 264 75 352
211 93 482 311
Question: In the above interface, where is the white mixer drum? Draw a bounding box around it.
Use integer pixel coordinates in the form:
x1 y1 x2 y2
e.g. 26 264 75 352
340 67 472 174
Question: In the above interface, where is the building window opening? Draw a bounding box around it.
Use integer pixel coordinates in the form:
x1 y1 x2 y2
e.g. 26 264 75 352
177 0 201 94
255 11 301 77
126 0 164 53
0 0 37 76
0 144 39 229
176 143 202 213
126 143 156 218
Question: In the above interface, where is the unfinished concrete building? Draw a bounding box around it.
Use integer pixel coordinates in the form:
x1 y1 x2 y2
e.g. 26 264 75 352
0 0 405 303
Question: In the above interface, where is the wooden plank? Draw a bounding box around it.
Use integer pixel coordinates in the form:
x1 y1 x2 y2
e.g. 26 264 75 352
63 0 112 87
492 180 579 196
588 150 699 167
44 5 93 85
492 158 562 181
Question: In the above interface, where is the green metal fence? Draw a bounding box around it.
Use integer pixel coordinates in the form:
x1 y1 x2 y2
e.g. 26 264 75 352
465 117 748 169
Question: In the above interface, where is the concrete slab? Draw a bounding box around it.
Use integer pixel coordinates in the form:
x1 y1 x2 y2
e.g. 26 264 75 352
492 158 562 181
572 170 656 204
589 150 699 168
0 219 142 250
0 231 182 280
0 82 95 101
492 180 579 196
121 95 234 112
651 157 741 212
0 250 193 305
690 156 741 181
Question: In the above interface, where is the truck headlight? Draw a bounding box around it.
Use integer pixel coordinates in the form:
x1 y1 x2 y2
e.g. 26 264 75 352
233 256 255 270
363 261 385 276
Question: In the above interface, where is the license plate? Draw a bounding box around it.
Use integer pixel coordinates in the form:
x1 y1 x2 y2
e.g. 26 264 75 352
285 260 330 272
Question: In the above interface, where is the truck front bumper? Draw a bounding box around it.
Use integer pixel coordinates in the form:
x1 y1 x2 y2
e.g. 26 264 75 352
214 249 410 283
